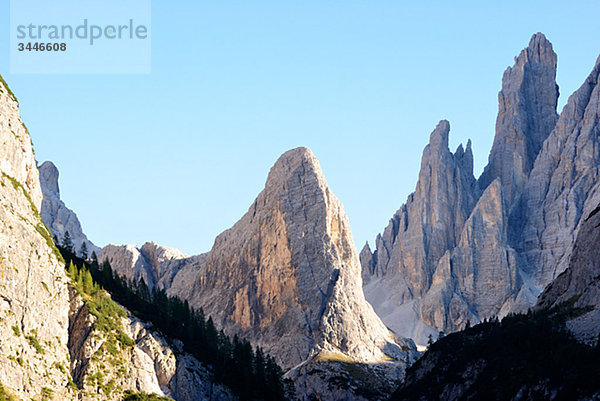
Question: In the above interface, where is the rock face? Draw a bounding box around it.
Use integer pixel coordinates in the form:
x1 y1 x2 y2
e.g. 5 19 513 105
0 75 75 401
100 147 418 399
363 120 479 343
0 78 42 210
100 242 202 291
537 203 600 344
68 287 236 401
0 75 232 401
167 147 414 370
420 180 526 331
512 52 600 285
478 33 559 206
39 160 100 258
365 121 477 293
362 33 600 345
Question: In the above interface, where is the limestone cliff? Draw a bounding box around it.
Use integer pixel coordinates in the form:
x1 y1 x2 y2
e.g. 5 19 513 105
39 160 100 258
420 180 531 333
167 147 415 370
0 75 234 401
478 32 559 206
362 121 478 343
68 286 235 401
511 53 600 287
362 33 600 345
537 202 600 345
0 74 75 400
100 242 203 291
99 147 418 400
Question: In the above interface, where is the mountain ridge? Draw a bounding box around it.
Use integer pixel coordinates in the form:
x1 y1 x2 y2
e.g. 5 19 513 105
362 32 600 345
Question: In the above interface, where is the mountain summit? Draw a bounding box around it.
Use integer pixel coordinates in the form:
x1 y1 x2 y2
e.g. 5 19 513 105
166 146 413 368
361 33 600 345
479 32 559 205
99 147 417 399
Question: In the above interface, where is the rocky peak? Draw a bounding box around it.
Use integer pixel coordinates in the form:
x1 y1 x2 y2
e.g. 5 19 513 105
100 242 198 291
39 161 60 198
362 121 478 345
479 32 559 205
512 50 600 285
427 119 450 149
167 146 414 370
139 242 189 268
363 35 600 348
264 146 326 189
360 241 375 281
366 121 476 289
460 139 474 177
38 160 99 258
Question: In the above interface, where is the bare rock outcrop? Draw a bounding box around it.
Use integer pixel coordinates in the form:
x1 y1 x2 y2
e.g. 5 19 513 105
68 286 236 401
362 121 477 343
97 147 418 399
0 75 230 401
362 34 598 346
166 147 415 371
536 202 600 345
511 53 600 287
479 33 559 206
420 180 533 333
39 160 100 258
0 75 75 401
100 242 203 291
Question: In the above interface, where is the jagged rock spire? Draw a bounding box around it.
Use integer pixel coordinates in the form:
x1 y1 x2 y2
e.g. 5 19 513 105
39 161 100 257
513 51 600 284
362 121 477 343
479 32 559 205
366 121 476 293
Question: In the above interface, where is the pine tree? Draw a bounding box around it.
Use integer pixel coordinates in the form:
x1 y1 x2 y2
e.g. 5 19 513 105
67 260 77 279
83 270 93 294
79 241 88 259
427 334 434 347
76 268 84 288
58 251 289 400
138 278 150 302
62 231 73 253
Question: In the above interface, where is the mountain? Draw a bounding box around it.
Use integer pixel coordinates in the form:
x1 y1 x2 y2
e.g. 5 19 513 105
390 200 600 401
537 202 600 344
389 306 600 400
39 160 100 258
0 76 236 401
478 32 559 206
511 51 600 286
0 74 72 400
100 242 201 291
98 147 418 400
362 33 600 345
387 53 600 395
170 147 412 367
362 120 479 343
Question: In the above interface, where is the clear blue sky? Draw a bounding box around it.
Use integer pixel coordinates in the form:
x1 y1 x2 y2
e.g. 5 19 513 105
1 1 599 255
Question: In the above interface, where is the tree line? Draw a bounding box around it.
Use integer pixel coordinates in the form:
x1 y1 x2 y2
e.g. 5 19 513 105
58 233 290 401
